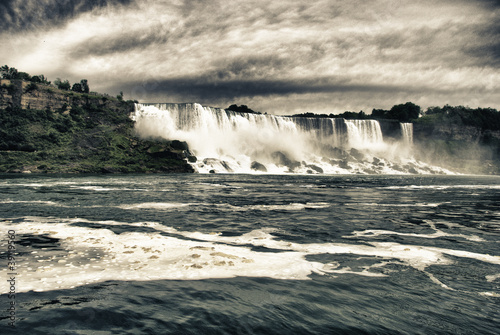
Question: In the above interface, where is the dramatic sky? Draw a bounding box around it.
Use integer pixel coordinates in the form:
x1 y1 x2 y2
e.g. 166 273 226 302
1 0 499 114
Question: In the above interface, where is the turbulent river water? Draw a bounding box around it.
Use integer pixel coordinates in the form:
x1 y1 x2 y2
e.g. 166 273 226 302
0 174 499 334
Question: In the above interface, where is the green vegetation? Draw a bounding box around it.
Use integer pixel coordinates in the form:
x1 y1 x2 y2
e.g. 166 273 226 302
1 65 51 85
2 65 91 95
1 82 16 94
71 79 90 94
415 105 500 130
372 102 421 122
0 65 193 173
412 105 500 174
54 78 71 90
292 111 370 119
292 102 420 121
0 101 194 173
226 104 261 114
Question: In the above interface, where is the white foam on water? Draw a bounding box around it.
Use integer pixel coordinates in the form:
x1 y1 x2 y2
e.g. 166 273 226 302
0 200 59 206
195 182 242 188
215 202 331 212
346 202 448 208
0 218 326 293
479 292 500 297
1 217 498 293
0 181 81 188
69 185 147 192
0 180 149 191
118 202 192 210
115 202 330 212
486 273 500 282
348 228 484 242
298 184 328 188
382 185 500 190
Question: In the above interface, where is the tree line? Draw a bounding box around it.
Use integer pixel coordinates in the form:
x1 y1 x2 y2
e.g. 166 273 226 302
1 65 90 94
416 105 500 131
292 102 421 122
1 65 51 85
292 101 500 130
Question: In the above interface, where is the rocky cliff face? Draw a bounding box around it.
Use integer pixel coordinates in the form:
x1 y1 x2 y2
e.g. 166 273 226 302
413 123 500 143
377 120 402 141
412 122 500 174
0 80 194 174
1 79 124 113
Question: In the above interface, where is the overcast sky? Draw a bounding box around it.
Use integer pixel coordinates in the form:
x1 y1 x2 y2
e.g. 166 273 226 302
1 0 499 114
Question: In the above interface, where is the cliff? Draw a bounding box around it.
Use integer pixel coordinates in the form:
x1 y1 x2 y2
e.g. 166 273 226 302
0 80 194 173
413 117 500 174
1 79 120 111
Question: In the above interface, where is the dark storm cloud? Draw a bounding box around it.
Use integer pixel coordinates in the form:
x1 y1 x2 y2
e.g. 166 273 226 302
1 0 498 113
122 76 447 102
475 0 500 8
0 0 135 31
465 21 500 67
211 56 294 81
69 26 170 57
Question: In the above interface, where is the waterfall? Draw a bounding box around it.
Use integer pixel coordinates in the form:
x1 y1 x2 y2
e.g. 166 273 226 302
345 120 384 149
400 123 413 146
132 103 446 174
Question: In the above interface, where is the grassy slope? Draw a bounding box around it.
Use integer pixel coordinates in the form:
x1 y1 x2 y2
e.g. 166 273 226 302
0 90 194 173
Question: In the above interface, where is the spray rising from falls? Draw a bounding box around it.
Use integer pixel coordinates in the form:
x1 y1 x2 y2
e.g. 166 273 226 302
132 103 449 174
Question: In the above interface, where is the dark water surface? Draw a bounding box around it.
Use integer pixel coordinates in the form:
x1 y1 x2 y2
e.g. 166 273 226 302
0 174 499 334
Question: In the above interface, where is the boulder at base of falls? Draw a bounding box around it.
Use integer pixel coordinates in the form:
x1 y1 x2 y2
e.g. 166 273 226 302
271 151 301 171
306 164 323 173
322 146 348 160
372 157 384 166
250 161 267 172
202 158 233 172
349 148 365 161
339 160 351 169
170 140 190 151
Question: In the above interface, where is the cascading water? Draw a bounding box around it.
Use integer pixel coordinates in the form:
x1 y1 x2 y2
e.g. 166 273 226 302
132 103 450 174
400 123 414 147
345 120 384 149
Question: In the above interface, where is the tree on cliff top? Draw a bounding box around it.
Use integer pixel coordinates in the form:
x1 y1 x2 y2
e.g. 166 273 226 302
55 78 71 90
371 102 421 122
226 104 260 114
80 79 89 93
71 79 90 94
1 65 50 84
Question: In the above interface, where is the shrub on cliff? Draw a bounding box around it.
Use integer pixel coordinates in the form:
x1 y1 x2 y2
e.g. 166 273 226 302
25 82 38 92
71 79 90 94
55 78 71 90
30 75 51 85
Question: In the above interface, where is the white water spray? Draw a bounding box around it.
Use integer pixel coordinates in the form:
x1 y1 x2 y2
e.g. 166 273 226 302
132 103 449 174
